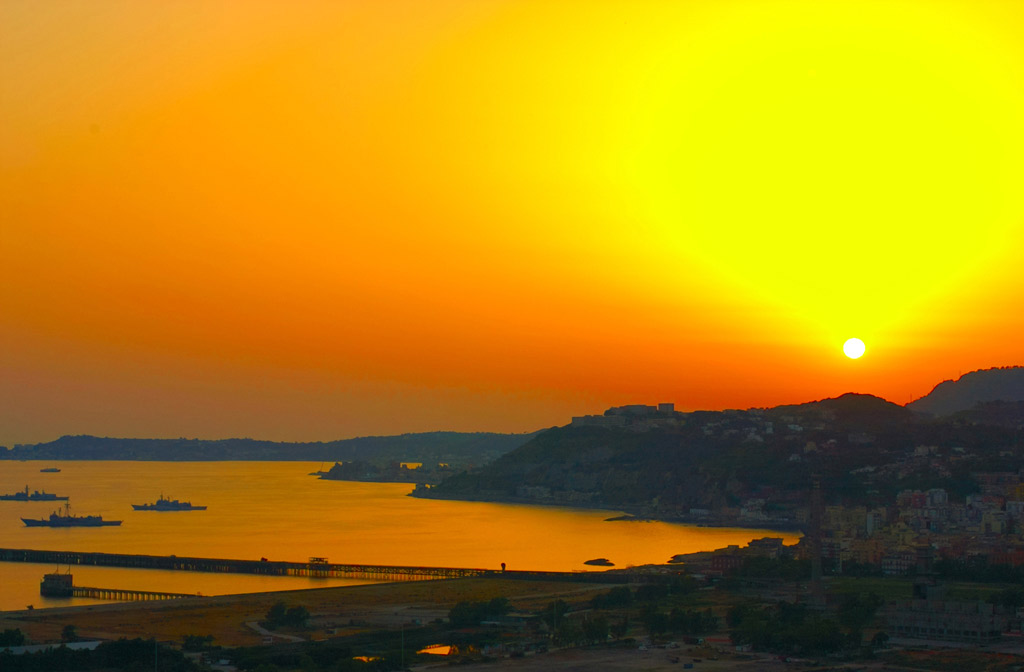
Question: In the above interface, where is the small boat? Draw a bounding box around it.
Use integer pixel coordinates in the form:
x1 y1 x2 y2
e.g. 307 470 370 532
132 495 206 511
22 502 121 527
0 486 69 501
39 467 61 473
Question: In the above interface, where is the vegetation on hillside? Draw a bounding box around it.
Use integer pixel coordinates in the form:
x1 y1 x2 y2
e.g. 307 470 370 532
422 391 1024 516
907 366 1024 416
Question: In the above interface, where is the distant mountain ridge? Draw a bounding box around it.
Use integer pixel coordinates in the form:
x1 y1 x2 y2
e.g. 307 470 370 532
906 366 1024 417
0 431 537 465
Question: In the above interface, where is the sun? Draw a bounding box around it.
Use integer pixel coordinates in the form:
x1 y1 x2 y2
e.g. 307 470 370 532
843 338 866 359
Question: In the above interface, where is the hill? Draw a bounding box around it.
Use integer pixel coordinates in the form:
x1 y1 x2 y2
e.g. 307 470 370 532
907 366 1024 416
0 432 536 466
415 392 1022 527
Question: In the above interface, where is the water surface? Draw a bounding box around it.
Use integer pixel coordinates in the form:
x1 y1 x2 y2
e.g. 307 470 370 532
0 461 797 611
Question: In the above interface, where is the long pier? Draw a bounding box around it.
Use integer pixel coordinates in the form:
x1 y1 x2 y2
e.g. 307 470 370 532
0 547 628 584
71 586 199 601
1 548 500 582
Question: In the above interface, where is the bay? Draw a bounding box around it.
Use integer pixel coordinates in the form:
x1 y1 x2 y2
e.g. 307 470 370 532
0 461 798 611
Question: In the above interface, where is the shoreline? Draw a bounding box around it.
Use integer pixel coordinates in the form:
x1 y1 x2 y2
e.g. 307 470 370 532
408 489 806 534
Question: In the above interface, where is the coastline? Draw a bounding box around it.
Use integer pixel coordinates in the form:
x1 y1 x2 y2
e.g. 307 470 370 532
408 487 806 534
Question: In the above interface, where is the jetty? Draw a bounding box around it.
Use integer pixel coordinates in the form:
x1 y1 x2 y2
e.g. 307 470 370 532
72 586 198 601
1 548 624 583
40 571 198 602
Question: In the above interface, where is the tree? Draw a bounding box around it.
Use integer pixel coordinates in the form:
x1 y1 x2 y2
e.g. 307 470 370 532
448 597 510 627
554 620 584 645
449 601 484 628
182 634 214 651
264 601 308 629
669 575 698 596
610 616 630 640
0 628 25 646
669 608 718 635
582 615 609 644
640 605 669 640
592 586 633 609
837 592 883 646
253 664 281 672
988 588 1024 611
793 617 843 653
266 601 287 628
731 611 773 649
635 584 667 602
285 606 310 627
487 596 510 616
540 600 570 631
726 603 758 628
61 624 78 643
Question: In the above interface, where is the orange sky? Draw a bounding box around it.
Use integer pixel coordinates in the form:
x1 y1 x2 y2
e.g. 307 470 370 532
3 1 1023 446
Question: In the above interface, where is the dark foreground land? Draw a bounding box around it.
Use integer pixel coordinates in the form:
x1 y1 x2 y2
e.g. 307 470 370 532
0 578 589 647
4 571 1024 672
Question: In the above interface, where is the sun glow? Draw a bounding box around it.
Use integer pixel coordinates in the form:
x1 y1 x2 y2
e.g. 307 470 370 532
619 1 1024 341
843 338 867 360
3 1 1024 442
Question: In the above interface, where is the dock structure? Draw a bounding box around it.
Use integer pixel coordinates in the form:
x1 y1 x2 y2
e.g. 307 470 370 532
3 548 628 584
40 570 200 602
2 547 495 582
71 586 199 601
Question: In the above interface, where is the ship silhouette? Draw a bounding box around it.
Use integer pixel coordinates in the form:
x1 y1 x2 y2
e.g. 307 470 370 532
132 494 207 511
22 502 121 527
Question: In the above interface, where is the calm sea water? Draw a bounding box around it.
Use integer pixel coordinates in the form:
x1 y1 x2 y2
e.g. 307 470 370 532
0 461 798 611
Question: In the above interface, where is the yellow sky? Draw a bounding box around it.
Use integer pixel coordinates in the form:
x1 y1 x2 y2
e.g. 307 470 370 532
2 1 1023 445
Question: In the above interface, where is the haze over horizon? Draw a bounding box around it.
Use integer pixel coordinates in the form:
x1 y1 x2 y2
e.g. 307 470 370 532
5 367 1017 449
4 1 1024 447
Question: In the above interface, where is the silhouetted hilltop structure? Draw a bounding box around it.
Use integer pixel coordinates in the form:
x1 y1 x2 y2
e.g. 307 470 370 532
907 367 1024 417
1 432 536 466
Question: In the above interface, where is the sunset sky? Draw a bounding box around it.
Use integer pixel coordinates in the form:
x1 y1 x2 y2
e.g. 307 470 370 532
3 1 1024 446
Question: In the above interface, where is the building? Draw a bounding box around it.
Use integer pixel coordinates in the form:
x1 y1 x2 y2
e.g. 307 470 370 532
887 599 1007 643
746 537 788 559
570 415 626 428
882 549 916 575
